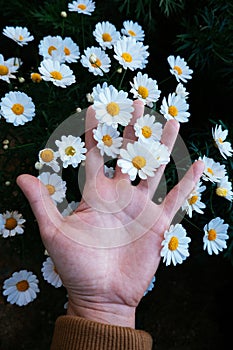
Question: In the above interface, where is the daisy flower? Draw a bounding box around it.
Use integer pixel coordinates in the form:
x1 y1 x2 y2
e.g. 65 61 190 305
160 93 190 123
41 257 63 288
114 36 149 71
212 124 233 159
38 172 67 204
160 224 191 266
117 141 169 181
130 72 161 107
203 217 229 255
3 270 39 306
121 20 145 42
61 201 79 216
55 135 87 168
0 210 25 238
216 176 233 201
39 35 65 62
3 26 34 46
93 85 134 127
181 180 206 218
175 83 189 99
62 37 80 63
68 0 95 15
38 148 60 172
104 165 115 178
134 114 163 143
0 54 19 83
144 276 156 296
38 59 76 88
0 91 35 126
199 155 226 183
93 21 120 49
80 46 111 76
167 55 193 83
93 123 123 157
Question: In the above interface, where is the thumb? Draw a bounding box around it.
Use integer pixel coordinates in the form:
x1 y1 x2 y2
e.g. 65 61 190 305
16 174 62 234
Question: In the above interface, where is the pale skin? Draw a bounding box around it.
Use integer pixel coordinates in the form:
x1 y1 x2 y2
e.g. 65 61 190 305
17 100 204 329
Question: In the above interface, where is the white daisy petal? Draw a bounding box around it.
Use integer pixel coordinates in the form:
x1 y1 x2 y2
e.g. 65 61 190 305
167 55 193 83
199 155 226 183
212 124 233 159
55 135 87 168
0 210 26 238
3 26 34 46
93 21 120 49
68 0 95 15
37 172 67 204
203 217 229 255
41 257 63 288
121 20 145 42
160 92 190 123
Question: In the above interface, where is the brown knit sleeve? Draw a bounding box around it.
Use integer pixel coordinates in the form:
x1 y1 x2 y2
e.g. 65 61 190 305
50 315 153 350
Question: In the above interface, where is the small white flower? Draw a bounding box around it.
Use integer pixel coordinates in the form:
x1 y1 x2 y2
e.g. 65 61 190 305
121 20 145 42
0 210 25 238
68 0 95 15
130 72 161 107
93 123 123 157
41 257 63 288
3 26 34 46
38 172 67 204
55 135 87 168
114 36 149 71
200 155 226 183
0 91 35 126
93 85 134 127
160 93 190 123
167 55 193 83
104 165 115 178
117 141 169 181
38 59 76 88
61 201 79 216
144 276 156 296
212 124 233 159
80 46 111 76
175 83 189 99
134 114 163 143
38 148 60 172
93 21 120 49
3 270 39 306
0 54 19 83
62 37 80 63
39 35 65 62
203 217 229 255
161 224 191 266
181 180 206 218
216 176 233 202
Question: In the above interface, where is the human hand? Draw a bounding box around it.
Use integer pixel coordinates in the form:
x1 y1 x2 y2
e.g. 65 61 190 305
17 100 204 328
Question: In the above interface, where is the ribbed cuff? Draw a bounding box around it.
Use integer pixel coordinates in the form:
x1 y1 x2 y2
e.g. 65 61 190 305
50 315 153 350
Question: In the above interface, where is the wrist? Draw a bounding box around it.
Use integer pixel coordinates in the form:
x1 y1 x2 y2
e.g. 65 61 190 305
67 300 136 328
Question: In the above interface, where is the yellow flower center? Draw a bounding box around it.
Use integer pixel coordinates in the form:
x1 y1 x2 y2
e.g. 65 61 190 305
207 167 214 175
141 126 152 138
64 47 71 55
50 71 63 80
31 73 42 83
91 58 102 67
188 195 198 205
11 103 24 115
168 236 179 251
138 85 149 99
18 35 24 41
218 138 223 144
5 217 17 230
46 184 56 195
208 229 217 241
40 149 54 163
128 30 136 36
216 187 228 197
48 45 57 56
168 105 178 117
132 155 146 169
102 33 112 42
106 102 120 116
78 4 86 10
174 65 183 75
16 280 29 292
102 134 113 146
121 52 132 62
0 65 9 76
65 146 76 156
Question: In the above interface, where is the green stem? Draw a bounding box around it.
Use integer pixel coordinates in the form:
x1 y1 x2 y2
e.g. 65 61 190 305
118 68 127 90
